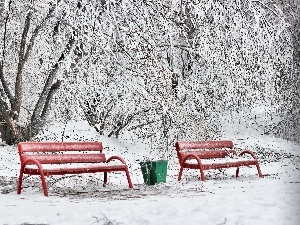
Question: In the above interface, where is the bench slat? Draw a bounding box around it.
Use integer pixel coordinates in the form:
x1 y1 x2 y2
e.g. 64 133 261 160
179 150 237 159
24 164 128 176
176 140 234 150
183 159 258 170
18 142 103 153
21 153 106 164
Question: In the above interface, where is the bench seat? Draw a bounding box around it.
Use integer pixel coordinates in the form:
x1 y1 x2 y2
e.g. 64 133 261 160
23 163 128 176
183 158 258 170
21 153 107 164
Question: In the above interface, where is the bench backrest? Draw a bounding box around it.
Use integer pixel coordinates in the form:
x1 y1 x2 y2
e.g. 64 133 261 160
18 142 105 164
175 140 237 165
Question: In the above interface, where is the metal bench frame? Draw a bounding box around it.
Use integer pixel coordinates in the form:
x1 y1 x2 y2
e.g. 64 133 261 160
17 141 133 196
175 140 263 181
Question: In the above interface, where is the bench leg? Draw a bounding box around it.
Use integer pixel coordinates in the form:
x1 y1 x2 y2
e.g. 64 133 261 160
103 172 108 187
178 166 206 181
17 165 48 196
256 164 263 178
17 168 24 194
103 170 133 188
125 168 133 188
39 171 48 197
32 162 48 196
236 165 263 178
199 169 205 181
178 166 184 181
236 167 240 178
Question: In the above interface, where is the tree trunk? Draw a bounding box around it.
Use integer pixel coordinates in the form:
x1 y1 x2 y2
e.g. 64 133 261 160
0 3 72 145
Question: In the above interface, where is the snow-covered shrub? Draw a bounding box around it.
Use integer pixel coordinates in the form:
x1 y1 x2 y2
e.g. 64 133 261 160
72 0 299 155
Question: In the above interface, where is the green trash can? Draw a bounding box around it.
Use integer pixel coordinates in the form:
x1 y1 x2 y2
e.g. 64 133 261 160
140 160 168 185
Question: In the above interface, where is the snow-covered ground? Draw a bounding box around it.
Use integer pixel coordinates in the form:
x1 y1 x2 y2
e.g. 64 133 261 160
0 120 299 225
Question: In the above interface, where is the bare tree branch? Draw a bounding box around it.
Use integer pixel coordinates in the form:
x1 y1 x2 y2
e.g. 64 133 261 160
27 80 62 137
0 0 13 103
23 5 56 63
13 11 32 119
41 80 62 120
1 0 11 61
31 32 76 126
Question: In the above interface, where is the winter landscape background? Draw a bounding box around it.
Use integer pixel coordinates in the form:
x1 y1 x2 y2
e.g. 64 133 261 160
0 119 300 225
0 0 299 224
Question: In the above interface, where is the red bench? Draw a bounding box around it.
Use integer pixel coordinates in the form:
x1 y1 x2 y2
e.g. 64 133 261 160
17 141 133 196
175 140 263 181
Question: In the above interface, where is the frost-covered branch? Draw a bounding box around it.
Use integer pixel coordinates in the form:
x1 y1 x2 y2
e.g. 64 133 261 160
31 32 76 131
0 0 13 103
23 4 56 63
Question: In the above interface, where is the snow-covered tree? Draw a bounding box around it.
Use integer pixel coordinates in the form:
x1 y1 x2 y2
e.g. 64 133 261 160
0 0 84 144
1 0 298 148
76 0 211 157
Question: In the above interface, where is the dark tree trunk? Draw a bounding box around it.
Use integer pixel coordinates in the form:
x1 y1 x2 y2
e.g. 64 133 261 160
0 2 74 145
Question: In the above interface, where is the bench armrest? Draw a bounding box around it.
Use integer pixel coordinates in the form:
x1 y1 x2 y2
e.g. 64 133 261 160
239 150 258 160
106 156 127 165
21 158 44 169
179 153 205 181
181 154 203 166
